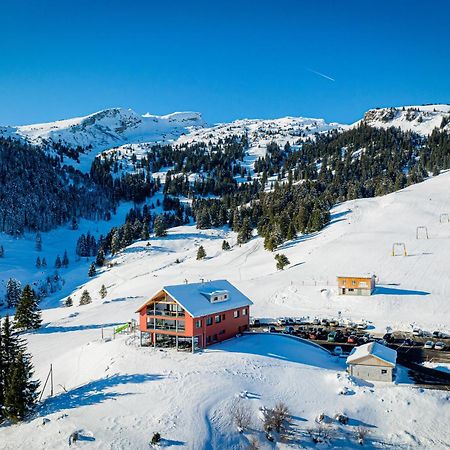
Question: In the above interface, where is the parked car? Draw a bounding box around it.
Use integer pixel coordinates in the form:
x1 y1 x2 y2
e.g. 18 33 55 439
327 331 337 342
333 346 343 356
347 335 357 344
329 320 339 327
402 338 415 346
284 326 295 334
383 333 395 343
434 342 446 351
250 318 261 327
423 341 434 349
286 318 295 325
356 322 368 330
321 319 329 326
312 318 320 325
432 331 443 339
309 332 318 340
422 330 432 338
412 328 423 337
264 326 276 333
276 318 287 326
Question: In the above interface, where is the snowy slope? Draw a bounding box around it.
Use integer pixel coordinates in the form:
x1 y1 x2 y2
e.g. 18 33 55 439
357 104 450 136
1 172 450 449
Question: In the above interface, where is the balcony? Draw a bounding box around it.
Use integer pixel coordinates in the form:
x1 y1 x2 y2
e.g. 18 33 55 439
147 318 185 332
147 306 185 318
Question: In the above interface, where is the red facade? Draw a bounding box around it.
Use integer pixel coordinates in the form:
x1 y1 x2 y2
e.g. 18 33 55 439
137 289 250 349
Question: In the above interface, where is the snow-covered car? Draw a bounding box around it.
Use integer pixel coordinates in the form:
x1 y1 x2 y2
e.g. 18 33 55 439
356 322 368 330
312 318 320 325
423 341 434 349
276 318 287 326
286 317 295 325
328 319 339 327
264 326 276 333
284 326 295 334
412 328 423 336
434 342 445 351
250 318 261 327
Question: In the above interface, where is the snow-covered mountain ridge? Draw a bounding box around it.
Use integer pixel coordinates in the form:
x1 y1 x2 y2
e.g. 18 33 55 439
0 108 205 148
358 104 450 135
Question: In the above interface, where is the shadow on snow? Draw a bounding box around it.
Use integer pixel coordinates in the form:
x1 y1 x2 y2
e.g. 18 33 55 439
373 286 429 296
40 373 163 416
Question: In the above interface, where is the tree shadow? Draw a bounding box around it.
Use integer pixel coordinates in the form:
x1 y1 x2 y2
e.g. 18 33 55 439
373 286 429 296
35 322 123 334
160 438 186 447
40 373 163 416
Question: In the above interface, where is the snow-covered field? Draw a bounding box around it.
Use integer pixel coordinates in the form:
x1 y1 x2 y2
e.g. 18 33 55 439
1 172 450 448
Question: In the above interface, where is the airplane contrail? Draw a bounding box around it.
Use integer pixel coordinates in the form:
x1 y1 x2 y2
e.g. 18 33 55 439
307 68 335 82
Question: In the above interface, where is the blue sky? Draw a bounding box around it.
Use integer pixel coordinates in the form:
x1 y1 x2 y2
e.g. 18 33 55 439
0 0 449 125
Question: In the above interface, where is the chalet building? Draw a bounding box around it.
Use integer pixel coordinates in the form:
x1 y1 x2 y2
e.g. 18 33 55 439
337 275 376 296
346 342 397 382
136 280 253 352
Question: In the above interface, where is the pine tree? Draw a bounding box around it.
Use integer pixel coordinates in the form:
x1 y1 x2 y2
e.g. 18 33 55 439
88 263 96 277
154 215 168 237
141 222 150 240
0 245 4 258
95 248 105 267
14 285 42 330
275 253 290 270
71 216 78 230
237 218 252 244
41 257 47 268
196 246 206 260
54 255 62 269
65 296 73 307
222 240 231 251
5 278 22 308
99 284 107 299
35 233 42 252
62 250 69 268
111 229 122 255
3 351 39 423
79 290 92 305
36 256 41 268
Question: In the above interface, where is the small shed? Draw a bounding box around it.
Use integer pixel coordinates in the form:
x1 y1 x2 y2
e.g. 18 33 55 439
337 275 376 296
346 342 397 382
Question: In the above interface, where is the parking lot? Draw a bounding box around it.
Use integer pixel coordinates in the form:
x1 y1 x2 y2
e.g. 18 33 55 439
249 317 450 363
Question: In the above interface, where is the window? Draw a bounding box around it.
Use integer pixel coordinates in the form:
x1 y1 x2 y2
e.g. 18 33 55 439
342 279 346 285
206 336 212 344
215 315 221 323
219 329 225 335
381 369 387 374
242 308 247 316
224 294 228 299
359 281 368 288
349 288 354 292
195 320 202 328
213 296 218 301
206 317 213 326
352 280 356 286
234 310 240 318
222 314 226 320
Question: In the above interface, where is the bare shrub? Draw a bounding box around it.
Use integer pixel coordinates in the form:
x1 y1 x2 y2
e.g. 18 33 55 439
247 436 260 450
231 398 252 432
355 426 369 445
262 401 291 440
307 423 335 444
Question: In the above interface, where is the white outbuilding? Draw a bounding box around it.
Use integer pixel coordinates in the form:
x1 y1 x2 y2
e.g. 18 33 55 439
346 342 397 382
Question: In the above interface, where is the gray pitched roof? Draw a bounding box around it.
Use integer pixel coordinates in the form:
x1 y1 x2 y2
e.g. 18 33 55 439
137 280 253 318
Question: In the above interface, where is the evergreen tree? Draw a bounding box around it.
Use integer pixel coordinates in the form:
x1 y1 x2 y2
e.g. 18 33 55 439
237 218 252 244
5 278 22 308
99 284 107 299
14 285 42 330
79 290 92 305
196 246 206 260
65 296 73 307
41 257 47 268
71 216 78 230
54 255 62 269
95 248 105 267
154 215 168 237
35 233 42 252
111 229 122 255
275 253 290 270
222 240 231 251
88 263 96 277
36 256 41 269
3 351 39 423
62 250 69 268
140 222 150 240
0 245 4 257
